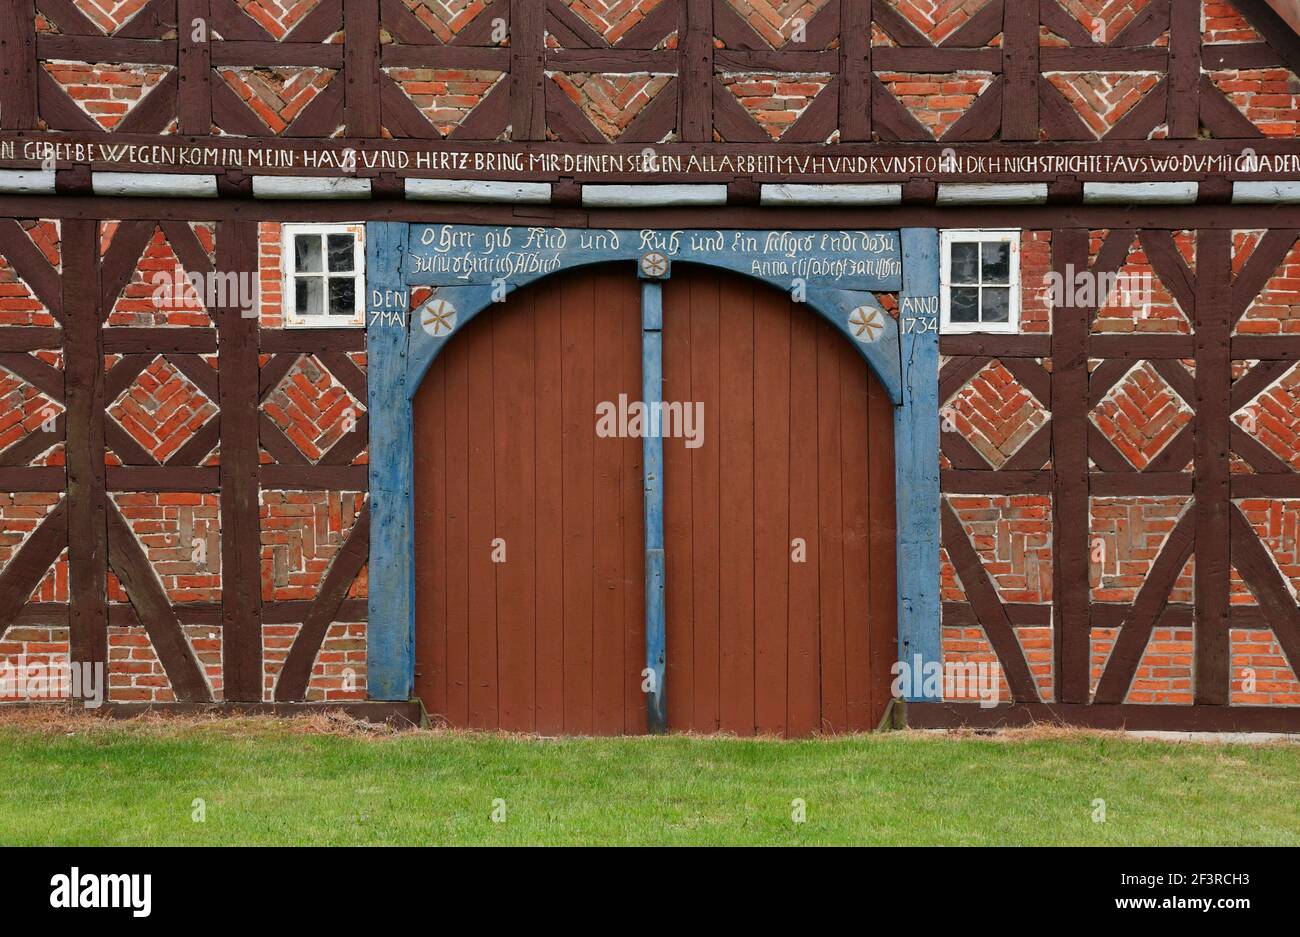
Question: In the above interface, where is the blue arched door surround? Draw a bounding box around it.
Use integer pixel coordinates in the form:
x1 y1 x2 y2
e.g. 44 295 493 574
364 223 942 715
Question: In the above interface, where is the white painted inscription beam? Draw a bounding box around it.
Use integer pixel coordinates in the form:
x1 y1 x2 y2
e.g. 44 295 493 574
252 176 372 199
1082 181 1199 204
92 172 218 198
405 179 551 203
760 183 902 206
581 184 728 208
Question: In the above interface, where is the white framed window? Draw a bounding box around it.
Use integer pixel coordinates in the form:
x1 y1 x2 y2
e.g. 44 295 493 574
282 223 365 328
940 229 1020 334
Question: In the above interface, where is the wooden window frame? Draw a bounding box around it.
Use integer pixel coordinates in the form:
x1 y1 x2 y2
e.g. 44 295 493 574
939 228 1020 335
282 222 366 329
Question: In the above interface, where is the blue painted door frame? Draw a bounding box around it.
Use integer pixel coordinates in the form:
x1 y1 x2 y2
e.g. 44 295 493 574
363 222 942 710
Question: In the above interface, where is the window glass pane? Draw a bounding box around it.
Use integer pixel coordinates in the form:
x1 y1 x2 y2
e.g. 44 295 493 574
982 286 1010 322
294 234 322 273
328 277 356 316
950 286 980 323
327 234 354 273
950 242 979 283
295 276 323 317
981 241 1011 283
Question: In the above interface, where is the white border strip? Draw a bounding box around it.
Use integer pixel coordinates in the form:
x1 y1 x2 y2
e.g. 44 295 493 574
935 183 1048 205
405 178 551 203
581 184 728 208
760 183 902 206
1083 181 1199 204
252 176 371 199
92 172 218 198
0 169 57 195
1232 181 1300 203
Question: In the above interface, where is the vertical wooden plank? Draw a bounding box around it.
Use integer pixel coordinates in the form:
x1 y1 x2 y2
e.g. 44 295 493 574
465 318 498 728
509 0 546 140
753 289 790 735
364 222 413 700
413 357 447 717
0 0 37 130
689 272 721 731
816 323 848 732
534 277 566 734
641 277 667 733
216 219 262 699
1195 228 1231 704
63 219 107 670
678 0 714 142
839 336 875 731
1167 0 1201 139
839 0 871 141
177 0 213 135
442 336 471 725
1000 0 1039 141
718 277 755 735
493 289 537 732
866 374 898 724
561 272 595 733
623 275 647 734
593 268 628 734
786 306 821 735
344 0 381 137
895 229 941 699
1050 228 1091 702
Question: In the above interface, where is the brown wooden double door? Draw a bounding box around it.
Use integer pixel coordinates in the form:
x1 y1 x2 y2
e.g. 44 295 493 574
413 263 896 735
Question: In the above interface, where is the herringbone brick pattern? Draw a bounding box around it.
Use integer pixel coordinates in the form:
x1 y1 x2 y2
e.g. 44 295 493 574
551 72 674 140
882 0 996 45
721 0 831 48
1044 71 1163 138
1042 0 1155 46
399 0 495 43
944 359 1050 469
1089 230 1194 333
108 356 218 462
1233 363 1300 470
1090 362 1193 468
0 363 62 463
218 66 337 134
262 355 365 463
563 0 669 44
235 0 329 40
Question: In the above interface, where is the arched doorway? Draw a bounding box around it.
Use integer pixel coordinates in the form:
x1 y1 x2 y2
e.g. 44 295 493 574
412 262 897 735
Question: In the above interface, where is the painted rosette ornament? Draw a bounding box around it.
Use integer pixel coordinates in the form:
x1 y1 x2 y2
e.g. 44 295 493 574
419 297 458 338
848 304 884 343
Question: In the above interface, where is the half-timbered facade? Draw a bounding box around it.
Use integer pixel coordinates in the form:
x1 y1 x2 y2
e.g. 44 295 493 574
1 0 1299 732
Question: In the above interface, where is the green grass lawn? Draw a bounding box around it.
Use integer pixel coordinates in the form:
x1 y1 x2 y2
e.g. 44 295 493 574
0 713 1296 845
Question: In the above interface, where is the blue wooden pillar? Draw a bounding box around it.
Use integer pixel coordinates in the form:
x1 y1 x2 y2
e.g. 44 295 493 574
365 222 414 700
640 275 667 732
896 228 942 701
